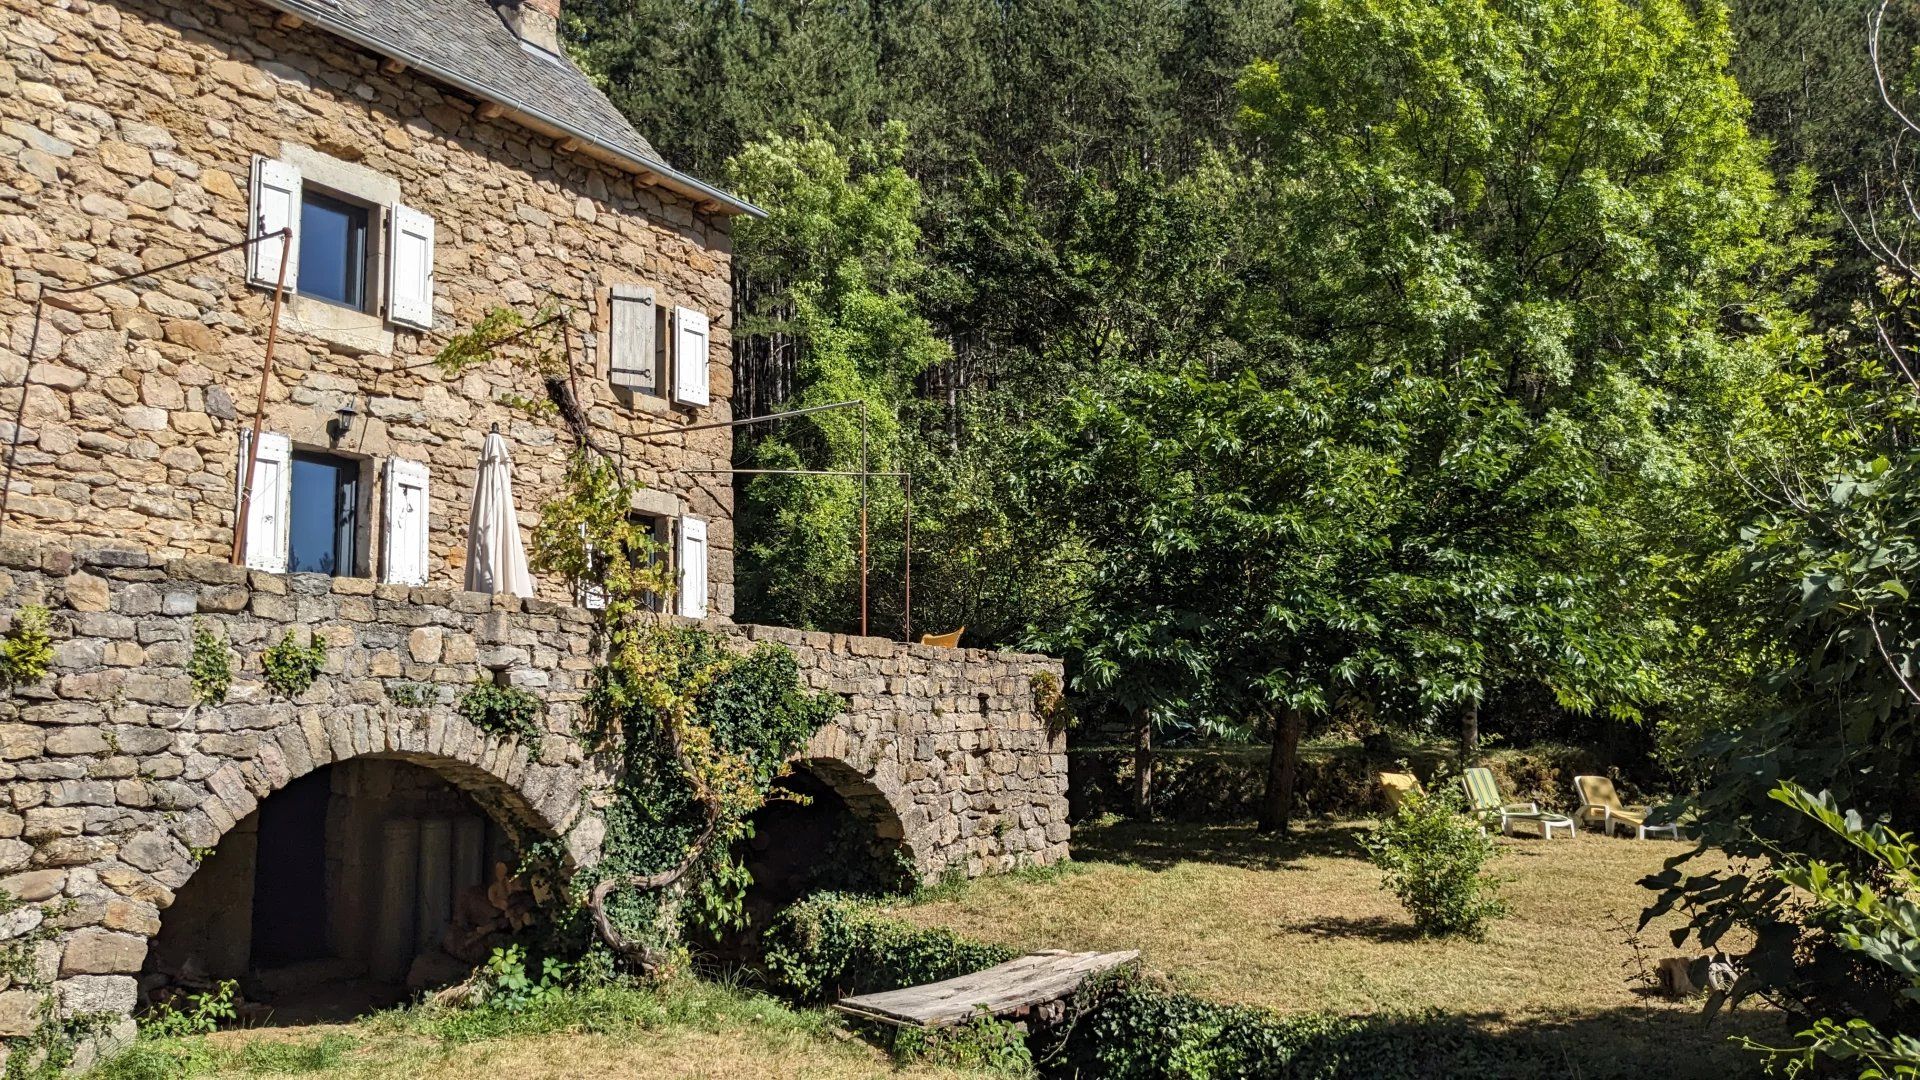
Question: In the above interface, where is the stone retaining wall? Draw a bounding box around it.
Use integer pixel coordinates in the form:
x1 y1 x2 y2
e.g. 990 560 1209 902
0 537 1067 1050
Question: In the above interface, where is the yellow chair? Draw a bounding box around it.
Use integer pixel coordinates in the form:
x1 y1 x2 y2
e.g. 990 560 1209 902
920 627 964 648
1377 772 1422 811
1575 775 1678 839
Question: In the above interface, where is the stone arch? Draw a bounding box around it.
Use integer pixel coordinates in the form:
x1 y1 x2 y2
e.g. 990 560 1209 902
136 708 601 903
99 708 611 1024
790 755 924 875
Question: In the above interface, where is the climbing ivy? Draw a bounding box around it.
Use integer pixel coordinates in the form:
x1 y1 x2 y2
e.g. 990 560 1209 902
527 452 841 975
187 620 232 706
458 680 546 752
0 606 53 692
260 631 327 700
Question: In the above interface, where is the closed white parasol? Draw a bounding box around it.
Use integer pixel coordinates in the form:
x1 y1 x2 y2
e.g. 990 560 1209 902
465 428 534 597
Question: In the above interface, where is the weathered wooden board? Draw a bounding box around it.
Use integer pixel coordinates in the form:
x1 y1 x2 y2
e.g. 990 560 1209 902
833 949 1140 1028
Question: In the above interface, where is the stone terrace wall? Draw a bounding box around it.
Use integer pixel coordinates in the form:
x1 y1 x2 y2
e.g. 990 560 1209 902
0 538 1067 1041
1 0 739 611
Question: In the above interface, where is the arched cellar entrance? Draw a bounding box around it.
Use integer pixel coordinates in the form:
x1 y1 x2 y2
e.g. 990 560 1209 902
712 759 916 963
145 757 533 1023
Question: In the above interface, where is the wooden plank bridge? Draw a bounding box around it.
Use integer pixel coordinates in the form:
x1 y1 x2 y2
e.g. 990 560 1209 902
833 950 1140 1029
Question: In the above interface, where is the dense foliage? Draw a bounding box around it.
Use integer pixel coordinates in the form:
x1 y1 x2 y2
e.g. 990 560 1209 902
761 893 1018 1003
525 454 843 970
456 681 546 752
562 0 1920 1061
0 606 52 693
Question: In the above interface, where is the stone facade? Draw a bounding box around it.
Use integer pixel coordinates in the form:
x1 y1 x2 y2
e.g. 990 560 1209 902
1 0 739 612
0 0 1073 1053
0 537 1067 1036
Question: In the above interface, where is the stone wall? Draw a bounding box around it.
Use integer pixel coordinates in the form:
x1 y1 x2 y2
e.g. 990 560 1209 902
0 537 1067 1043
1 0 740 612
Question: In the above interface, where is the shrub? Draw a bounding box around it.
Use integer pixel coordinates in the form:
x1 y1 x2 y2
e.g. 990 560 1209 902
761 894 1017 1003
186 622 231 706
457 681 545 751
0 605 53 692
1037 969 1530 1079
896 1008 1033 1075
261 631 327 699
1363 787 1505 938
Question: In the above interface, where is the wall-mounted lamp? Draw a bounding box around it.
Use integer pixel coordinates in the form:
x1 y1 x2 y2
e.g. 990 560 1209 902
330 401 358 444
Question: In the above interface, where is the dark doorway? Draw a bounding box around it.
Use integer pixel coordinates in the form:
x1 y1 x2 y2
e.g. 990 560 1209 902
711 770 910 965
251 768 331 966
288 451 359 576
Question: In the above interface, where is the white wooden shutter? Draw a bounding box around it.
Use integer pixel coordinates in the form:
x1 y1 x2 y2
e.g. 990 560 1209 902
386 203 436 330
677 516 708 618
383 457 431 586
237 430 292 573
608 285 658 394
671 306 710 407
247 156 301 291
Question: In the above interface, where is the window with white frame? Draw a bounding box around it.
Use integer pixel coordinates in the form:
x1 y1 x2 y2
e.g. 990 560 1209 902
248 154 436 331
238 432 429 584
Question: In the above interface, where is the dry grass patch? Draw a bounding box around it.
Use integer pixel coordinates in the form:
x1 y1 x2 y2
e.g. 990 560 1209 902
96 981 968 1080
893 818 1784 1078
182 1025 958 1080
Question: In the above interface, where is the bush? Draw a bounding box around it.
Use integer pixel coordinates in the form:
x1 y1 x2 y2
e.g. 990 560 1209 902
0 605 53 692
261 631 327 699
457 681 545 750
1038 970 1548 1079
1363 788 1506 938
761 894 1017 1002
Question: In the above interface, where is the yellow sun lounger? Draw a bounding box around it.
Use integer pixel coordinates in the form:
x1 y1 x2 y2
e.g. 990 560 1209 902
1377 772 1422 811
1574 775 1678 840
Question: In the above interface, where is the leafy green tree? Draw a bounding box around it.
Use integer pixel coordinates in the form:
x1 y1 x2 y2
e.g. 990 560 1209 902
726 126 947 634
1234 0 1795 758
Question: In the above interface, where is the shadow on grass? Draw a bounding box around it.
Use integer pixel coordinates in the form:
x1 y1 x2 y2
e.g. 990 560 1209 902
1070 817 1372 871
1334 1005 1783 1080
1289 913 1424 942
1040 998 1786 1080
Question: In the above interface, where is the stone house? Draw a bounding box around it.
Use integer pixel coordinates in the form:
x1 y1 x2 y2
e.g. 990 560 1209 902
0 0 1069 1053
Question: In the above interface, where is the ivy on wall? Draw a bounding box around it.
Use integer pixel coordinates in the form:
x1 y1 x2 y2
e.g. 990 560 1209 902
526 453 841 975
433 305 844 975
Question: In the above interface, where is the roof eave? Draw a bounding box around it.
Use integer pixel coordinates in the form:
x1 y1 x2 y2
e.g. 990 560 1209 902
253 0 767 220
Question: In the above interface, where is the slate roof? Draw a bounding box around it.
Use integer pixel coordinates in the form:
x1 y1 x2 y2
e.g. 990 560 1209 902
250 0 759 216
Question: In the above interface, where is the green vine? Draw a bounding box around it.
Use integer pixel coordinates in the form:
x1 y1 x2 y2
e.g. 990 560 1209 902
385 681 435 708
434 303 571 421
261 632 327 700
187 621 232 706
458 680 546 752
0 606 53 692
526 452 841 976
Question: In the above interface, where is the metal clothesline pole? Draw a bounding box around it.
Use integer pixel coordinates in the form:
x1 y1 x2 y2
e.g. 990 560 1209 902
682 461 915 642
231 226 294 566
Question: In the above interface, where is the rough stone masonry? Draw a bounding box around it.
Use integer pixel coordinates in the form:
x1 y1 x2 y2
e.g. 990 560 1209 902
0 0 1071 1056
0 537 1067 1047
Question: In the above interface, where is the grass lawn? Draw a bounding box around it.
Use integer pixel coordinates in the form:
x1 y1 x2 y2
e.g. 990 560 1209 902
892 817 1783 1078
93 980 967 1080
91 818 1784 1079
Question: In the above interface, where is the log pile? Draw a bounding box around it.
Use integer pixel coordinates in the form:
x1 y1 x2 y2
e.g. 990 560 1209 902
442 862 537 964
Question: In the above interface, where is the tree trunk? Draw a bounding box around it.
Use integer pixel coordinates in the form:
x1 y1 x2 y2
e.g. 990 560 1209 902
1460 700 1480 759
1258 707 1305 834
1131 718 1154 820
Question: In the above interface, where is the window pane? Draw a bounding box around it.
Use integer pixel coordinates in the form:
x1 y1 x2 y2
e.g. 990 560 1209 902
298 192 368 310
289 453 358 576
